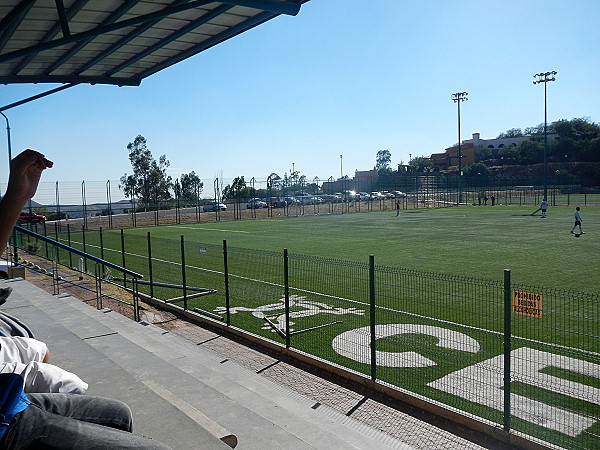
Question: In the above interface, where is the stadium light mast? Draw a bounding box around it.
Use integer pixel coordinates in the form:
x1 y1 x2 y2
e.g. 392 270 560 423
1 111 12 172
451 92 468 204
340 154 343 178
533 71 557 201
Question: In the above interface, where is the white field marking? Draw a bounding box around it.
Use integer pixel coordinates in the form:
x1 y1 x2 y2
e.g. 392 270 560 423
332 324 480 368
165 225 250 233
429 347 600 437
65 240 600 358
215 294 365 333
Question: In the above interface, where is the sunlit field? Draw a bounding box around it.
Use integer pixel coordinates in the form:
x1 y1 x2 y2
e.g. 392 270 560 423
95 205 599 293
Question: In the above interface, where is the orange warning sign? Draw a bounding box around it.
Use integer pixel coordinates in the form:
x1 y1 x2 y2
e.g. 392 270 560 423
513 290 542 318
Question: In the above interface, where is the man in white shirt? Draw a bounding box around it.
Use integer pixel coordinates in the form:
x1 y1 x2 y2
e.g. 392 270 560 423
570 207 584 234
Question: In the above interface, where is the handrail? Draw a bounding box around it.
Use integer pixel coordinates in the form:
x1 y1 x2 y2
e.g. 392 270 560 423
14 225 143 279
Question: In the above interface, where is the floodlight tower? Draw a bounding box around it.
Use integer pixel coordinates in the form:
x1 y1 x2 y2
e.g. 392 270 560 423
452 92 468 204
533 71 557 201
0 111 12 170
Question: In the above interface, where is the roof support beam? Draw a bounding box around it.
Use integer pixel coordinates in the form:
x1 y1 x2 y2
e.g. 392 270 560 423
106 5 234 77
11 0 90 75
47 0 143 74
72 0 188 76
0 83 79 113
54 0 72 37
0 0 216 64
0 0 36 52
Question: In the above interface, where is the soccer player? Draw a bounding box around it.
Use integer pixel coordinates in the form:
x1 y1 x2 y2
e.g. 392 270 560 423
570 207 584 234
541 199 548 218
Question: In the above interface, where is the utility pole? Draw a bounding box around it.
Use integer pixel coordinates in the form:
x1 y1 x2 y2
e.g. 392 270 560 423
452 92 468 204
533 71 557 202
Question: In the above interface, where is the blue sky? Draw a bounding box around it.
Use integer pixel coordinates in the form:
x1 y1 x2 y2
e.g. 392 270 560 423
2 0 599 203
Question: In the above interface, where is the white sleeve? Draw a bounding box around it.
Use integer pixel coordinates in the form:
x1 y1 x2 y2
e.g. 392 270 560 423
0 337 48 364
0 361 88 394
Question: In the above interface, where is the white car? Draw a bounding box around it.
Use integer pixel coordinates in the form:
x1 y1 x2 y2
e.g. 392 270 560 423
203 201 227 212
247 199 267 209
294 194 315 205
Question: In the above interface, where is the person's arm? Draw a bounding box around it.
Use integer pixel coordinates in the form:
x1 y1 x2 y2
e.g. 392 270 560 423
0 150 53 251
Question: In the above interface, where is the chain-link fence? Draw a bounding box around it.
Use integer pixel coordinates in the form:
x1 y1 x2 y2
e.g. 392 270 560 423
7 175 600 232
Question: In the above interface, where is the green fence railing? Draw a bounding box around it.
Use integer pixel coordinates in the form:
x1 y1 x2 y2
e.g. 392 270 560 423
13 226 600 450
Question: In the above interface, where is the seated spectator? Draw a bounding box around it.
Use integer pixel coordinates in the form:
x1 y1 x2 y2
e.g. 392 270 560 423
1 373 171 449
0 336 87 394
0 150 172 449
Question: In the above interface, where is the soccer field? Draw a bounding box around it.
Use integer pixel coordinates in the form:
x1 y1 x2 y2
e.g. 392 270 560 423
49 204 599 448
101 205 599 293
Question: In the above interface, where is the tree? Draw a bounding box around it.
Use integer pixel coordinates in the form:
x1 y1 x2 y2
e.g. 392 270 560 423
463 162 490 177
524 123 544 135
222 176 249 200
410 156 434 172
375 149 391 171
119 135 172 207
179 171 203 202
497 128 523 139
267 173 280 188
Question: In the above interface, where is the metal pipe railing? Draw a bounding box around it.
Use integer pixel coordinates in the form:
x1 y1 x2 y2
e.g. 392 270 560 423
14 225 143 279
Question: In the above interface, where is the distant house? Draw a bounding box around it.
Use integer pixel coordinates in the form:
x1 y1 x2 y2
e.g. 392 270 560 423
430 132 558 171
354 169 378 192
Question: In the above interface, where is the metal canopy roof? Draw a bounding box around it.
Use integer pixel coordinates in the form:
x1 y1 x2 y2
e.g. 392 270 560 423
0 0 307 87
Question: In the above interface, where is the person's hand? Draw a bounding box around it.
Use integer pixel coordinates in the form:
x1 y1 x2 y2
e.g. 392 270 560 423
5 149 53 202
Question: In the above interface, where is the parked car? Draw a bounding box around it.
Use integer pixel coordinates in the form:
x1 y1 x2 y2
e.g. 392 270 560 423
247 199 267 209
202 201 227 212
18 212 46 223
319 194 342 203
295 194 316 205
268 197 287 208
283 196 300 205
392 191 407 198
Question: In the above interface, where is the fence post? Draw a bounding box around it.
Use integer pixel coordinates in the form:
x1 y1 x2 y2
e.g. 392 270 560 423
82 225 87 273
52 246 60 295
369 254 377 381
503 269 512 432
43 221 48 258
99 227 104 261
147 232 154 300
223 240 231 326
120 229 126 288
284 248 290 349
181 235 187 311
133 277 140 322
54 222 60 264
67 224 72 268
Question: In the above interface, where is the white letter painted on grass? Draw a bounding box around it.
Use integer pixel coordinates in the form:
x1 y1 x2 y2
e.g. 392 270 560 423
428 347 599 436
332 324 480 368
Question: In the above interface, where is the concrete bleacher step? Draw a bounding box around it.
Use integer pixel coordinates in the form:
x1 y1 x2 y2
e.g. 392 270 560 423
4 279 413 450
1 278 231 449
59 299 410 450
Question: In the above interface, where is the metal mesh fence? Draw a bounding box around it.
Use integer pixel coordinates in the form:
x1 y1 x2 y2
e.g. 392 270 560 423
9 176 600 232
12 226 599 449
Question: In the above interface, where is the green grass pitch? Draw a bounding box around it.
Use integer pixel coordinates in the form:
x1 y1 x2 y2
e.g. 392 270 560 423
56 205 599 448
94 205 598 293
